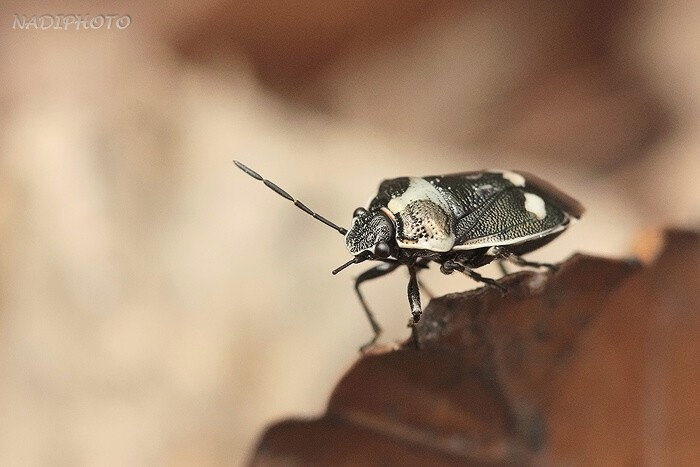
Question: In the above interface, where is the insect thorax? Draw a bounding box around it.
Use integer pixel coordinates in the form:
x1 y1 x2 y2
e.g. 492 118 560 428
383 177 456 252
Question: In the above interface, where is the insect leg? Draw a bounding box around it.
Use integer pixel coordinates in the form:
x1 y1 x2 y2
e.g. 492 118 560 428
407 265 423 349
355 261 400 351
407 265 422 324
492 246 558 271
497 259 509 276
414 258 434 299
460 267 507 292
441 258 507 293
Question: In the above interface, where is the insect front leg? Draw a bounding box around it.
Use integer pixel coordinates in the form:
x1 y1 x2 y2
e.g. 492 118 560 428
354 261 400 351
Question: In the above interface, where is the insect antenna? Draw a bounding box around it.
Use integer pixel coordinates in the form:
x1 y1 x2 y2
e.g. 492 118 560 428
331 255 369 275
234 160 348 235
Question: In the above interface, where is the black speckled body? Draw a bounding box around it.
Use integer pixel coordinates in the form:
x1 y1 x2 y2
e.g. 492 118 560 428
348 170 583 258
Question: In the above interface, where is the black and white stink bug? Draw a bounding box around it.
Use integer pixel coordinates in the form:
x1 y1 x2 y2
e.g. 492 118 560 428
234 161 584 350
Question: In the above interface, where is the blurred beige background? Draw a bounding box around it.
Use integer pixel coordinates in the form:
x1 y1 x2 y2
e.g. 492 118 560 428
0 0 698 465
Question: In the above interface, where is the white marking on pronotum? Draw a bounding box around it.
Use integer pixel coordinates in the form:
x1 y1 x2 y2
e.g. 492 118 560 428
387 177 455 251
500 170 526 187
524 192 546 220
387 178 453 215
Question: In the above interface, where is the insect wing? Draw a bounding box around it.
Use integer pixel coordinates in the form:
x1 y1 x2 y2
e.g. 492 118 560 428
430 171 581 250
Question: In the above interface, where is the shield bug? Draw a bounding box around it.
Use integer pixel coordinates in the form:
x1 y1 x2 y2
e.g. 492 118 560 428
234 161 584 350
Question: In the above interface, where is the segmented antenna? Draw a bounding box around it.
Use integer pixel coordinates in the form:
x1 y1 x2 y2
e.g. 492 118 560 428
234 160 348 235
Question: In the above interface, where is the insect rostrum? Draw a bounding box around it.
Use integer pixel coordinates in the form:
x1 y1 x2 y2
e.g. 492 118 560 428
234 161 584 350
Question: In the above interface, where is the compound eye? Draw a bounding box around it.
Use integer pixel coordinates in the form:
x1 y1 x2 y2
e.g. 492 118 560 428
353 207 367 218
374 241 391 258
